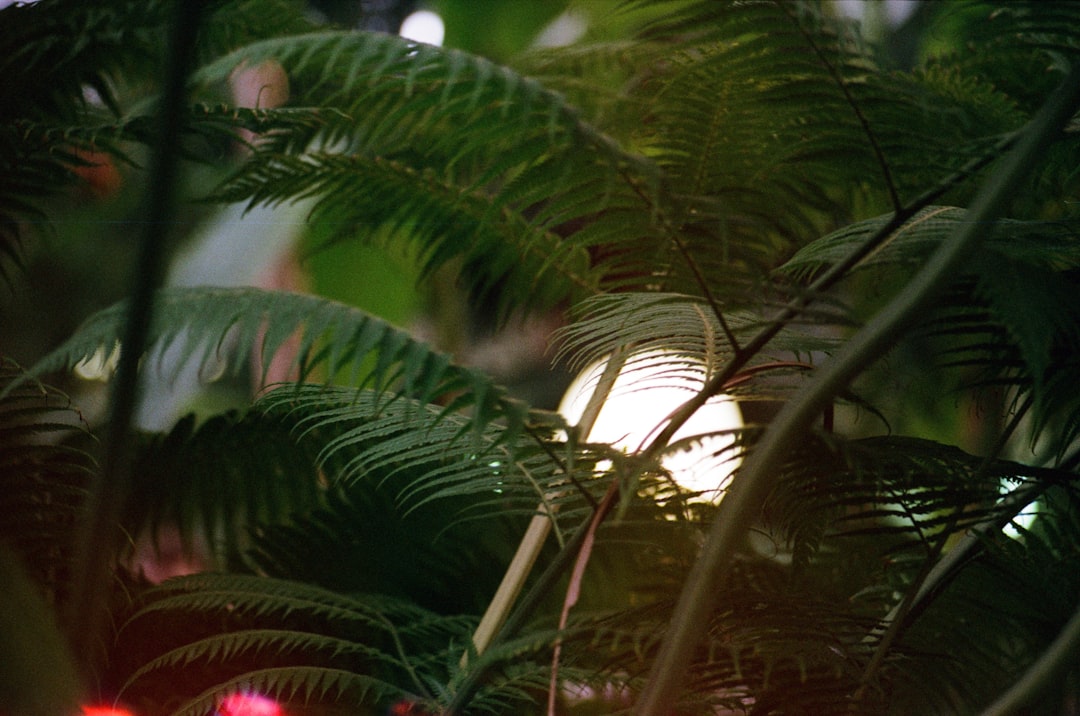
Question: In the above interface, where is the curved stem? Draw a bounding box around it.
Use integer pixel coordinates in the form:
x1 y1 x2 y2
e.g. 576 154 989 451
633 64 1080 715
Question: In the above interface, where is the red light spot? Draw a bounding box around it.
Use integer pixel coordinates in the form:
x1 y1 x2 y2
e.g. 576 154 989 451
218 692 284 716
82 706 135 716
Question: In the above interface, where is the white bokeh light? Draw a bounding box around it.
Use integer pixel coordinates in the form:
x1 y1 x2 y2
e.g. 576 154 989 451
558 350 743 501
399 9 445 47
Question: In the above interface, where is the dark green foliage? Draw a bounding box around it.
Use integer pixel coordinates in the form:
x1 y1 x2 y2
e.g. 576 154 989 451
3 1 1080 714
0 360 95 600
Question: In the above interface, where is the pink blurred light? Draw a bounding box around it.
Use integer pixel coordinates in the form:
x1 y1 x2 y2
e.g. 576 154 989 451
81 706 135 716
218 692 284 716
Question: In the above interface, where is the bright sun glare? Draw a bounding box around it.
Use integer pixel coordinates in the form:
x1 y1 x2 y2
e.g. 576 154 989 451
399 9 445 47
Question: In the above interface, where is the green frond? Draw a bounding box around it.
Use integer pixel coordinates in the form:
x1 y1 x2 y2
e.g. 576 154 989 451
887 485 1080 714
120 629 403 696
169 667 407 716
512 40 659 134
781 205 1080 449
761 434 1080 578
0 360 95 598
19 286 531 437
243 478 532 615
257 384 586 514
779 206 1080 281
928 1 1080 113
192 29 654 175
247 384 608 611
553 292 842 392
114 573 471 714
189 29 680 315
211 151 597 314
125 409 324 562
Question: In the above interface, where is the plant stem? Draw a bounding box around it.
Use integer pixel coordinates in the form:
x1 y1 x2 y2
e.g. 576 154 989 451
978 599 1080 716
64 0 207 679
464 349 627 663
633 63 1080 715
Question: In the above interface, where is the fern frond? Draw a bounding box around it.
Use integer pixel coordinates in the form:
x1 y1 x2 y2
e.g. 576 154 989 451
169 667 407 716
552 292 844 397
114 573 471 714
243 480 532 615
119 629 403 696
0 359 95 598
125 409 324 562
192 28 647 165
211 151 596 314
189 29 681 315
19 286 532 436
257 384 587 514
781 205 1080 448
886 485 1080 714
779 206 1080 281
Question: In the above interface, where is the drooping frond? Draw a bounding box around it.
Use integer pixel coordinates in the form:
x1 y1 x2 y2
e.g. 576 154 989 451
779 206 1080 281
764 435 1077 563
112 573 470 715
255 385 590 526
555 292 845 372
190 28 650 175
627 4 1002 237
192 29 669 316
20 286 532 438
124 408 325 563
242 476 530 616
884 484 1080 715
211 151 596 314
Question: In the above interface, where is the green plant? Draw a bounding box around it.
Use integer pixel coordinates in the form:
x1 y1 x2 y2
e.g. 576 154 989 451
3 1 1080 714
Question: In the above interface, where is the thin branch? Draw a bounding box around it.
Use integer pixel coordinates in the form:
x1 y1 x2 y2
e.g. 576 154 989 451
446 479 620 715
547 481 622 716
463 349 627 664
638 123 1019 469
670 231 742 356
618 165 742 355
525 423 599 511
633 63 1080 715
779 1 902 213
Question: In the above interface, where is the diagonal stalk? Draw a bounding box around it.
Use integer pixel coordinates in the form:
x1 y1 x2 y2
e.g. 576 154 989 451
64 0 208 678
633 63 1080 715
978 599 1080 716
